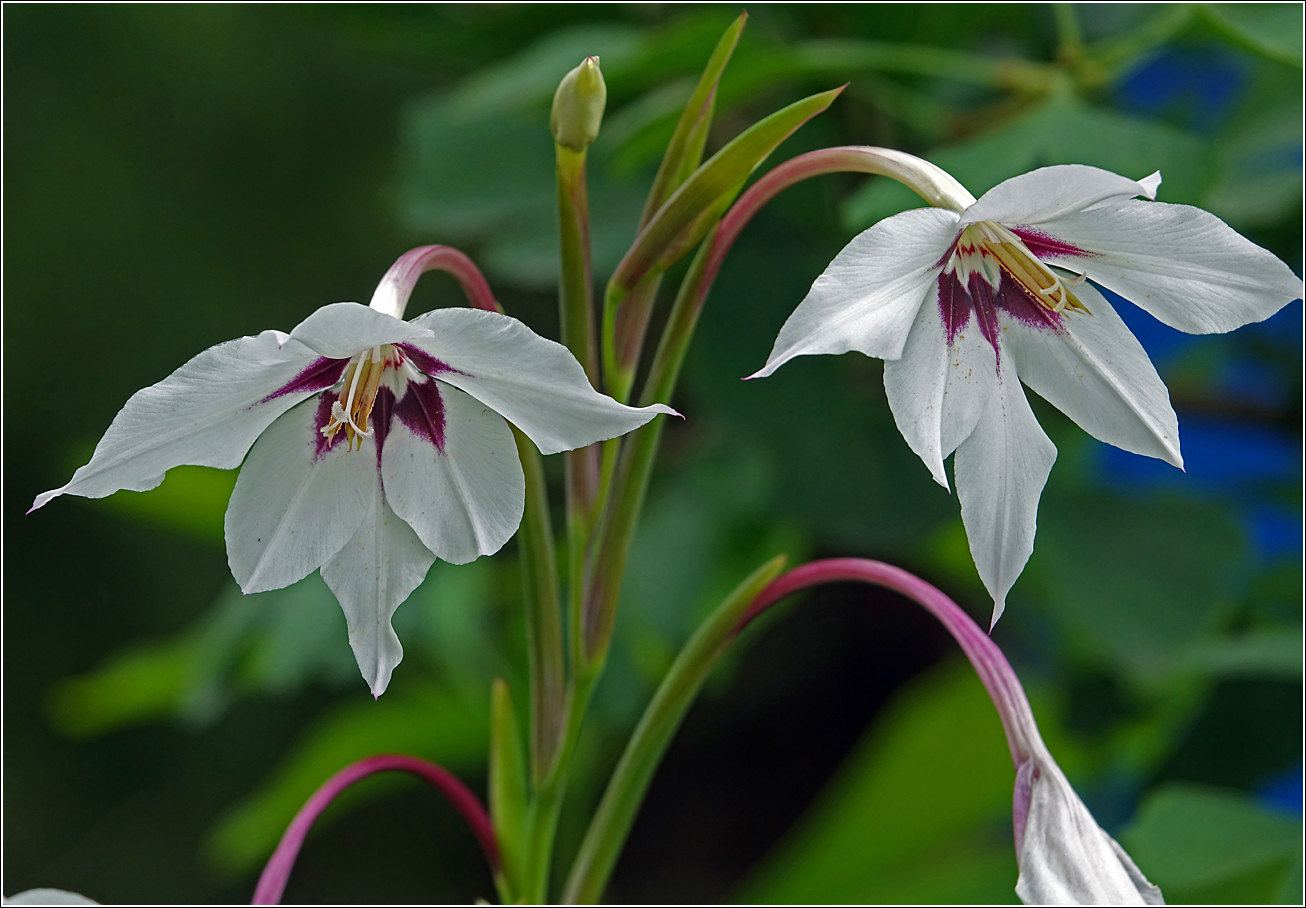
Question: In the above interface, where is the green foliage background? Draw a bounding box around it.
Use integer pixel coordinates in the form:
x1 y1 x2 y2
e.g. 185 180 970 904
4 4 1301 903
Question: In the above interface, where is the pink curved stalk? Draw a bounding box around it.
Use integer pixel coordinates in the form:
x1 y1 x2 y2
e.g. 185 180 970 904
693 146 973 321
251 754 499 905
369 245 503 319
737 558 1039 767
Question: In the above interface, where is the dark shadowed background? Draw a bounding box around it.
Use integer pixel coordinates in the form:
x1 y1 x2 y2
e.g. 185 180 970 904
5 4 1302 903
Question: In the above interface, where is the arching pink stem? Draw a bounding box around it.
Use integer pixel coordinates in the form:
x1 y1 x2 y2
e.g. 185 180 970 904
369 245 503 319
691 146 974 320
737 558 1040 767
251 754 499 905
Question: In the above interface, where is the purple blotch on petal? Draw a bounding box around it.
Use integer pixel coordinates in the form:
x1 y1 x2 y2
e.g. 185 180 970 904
395 379 447 454
312 392 346 462
372 386 395 468
397 343 463 379
967 272 1003 361
1010 227 1093 261
996 278 1063 332
262 356 350 404
938 270 972 346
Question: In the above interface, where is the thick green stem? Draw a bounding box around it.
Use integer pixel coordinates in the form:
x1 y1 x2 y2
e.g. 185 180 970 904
520 673 599 903
557 143 603 684
580 233 718 670
513 429 566 783
562 556 787 903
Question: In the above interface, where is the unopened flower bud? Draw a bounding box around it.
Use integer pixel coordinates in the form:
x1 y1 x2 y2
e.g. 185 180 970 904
550 56 606 152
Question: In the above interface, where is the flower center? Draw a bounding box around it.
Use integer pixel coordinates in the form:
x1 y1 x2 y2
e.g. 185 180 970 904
953 222 1088 315
321 344 420 450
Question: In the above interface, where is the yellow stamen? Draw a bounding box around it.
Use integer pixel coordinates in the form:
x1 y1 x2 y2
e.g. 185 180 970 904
321 344 398 450
959 222 1090 315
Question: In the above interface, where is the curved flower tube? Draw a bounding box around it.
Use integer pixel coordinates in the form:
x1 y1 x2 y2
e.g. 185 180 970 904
740 559 1163 905
31 246 675 696
252 754 498 905
750 158 1303 625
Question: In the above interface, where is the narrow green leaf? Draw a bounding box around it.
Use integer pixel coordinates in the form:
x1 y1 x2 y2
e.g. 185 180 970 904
489 678 529 900
640 12 747 227
563 554 788 903
609 85 845 297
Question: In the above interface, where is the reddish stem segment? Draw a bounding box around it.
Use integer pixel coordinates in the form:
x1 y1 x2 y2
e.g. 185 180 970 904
251 754 499 905
737 558 1039 767
369 244 504 319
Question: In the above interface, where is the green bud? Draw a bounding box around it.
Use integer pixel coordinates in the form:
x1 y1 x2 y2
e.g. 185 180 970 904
550 56 606 152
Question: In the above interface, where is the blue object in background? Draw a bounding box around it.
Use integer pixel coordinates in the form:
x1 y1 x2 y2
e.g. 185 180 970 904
1258 765 1305 816
1116 45 1249 134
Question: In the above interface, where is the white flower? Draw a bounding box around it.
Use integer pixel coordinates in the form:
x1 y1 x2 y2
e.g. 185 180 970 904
1014 753 1164 905
32 272 673 697
752 164 1303 624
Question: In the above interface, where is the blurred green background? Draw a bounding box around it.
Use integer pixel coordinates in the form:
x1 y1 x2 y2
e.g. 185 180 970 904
4 3 1302 903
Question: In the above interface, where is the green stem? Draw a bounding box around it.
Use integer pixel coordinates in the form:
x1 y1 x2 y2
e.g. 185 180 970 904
562 556 787 904
557 143 603 687
513 428 566 784
520 673 599 903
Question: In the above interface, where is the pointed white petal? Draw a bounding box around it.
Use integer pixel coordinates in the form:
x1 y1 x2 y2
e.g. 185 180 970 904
1005 281 1182 467
882 283 1001 489
225 395 377 594
954 362 1056 626
404 308 674 455
939 310 1003 465
288 302 432 358
960 164 1160 228
1033 199 1303 334
884 293 951 488
31 331 331 512
1015 761 1164 906
381 380 524 565
322 486 435 698
751 207 960 378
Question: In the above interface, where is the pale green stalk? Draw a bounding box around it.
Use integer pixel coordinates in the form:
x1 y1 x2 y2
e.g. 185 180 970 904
562 556 787 903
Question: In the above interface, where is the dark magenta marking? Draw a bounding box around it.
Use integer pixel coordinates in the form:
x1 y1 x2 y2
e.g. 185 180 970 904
1009 227 1092 261
938 269 970 346
263 356 349 403
372 386 395 468
966 272 1003 354
312 392 347 462
996 276 1064 332
396 343 463 379
936 269 1063 371
395 379 447 454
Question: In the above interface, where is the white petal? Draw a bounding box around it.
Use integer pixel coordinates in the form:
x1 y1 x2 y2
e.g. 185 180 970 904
1026 199 1303 334
751 207 960 378
1015 761 1164 906
225 395 377 594
954 360 1056 626
960 164 1160 228
404 307 673 455
322 486 435 698
288 302 432 358
3 890 98 906
883 288 1001 490
1005 281 1182 468
381 380 524 565
31 331 328 512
